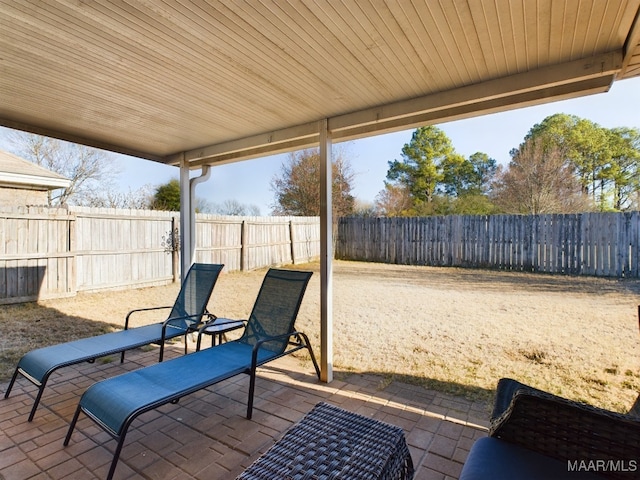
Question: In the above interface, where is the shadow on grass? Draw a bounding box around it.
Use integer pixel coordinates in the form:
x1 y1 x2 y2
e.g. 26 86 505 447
284 351 496 413
0 302 123 382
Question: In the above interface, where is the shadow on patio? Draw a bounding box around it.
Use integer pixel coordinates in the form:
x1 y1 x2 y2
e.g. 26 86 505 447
0 345 490 480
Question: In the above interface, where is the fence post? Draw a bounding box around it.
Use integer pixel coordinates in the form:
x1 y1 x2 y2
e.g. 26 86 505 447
171 216 179 283
289 219 296 264
68 212 77 294
241 220 248 271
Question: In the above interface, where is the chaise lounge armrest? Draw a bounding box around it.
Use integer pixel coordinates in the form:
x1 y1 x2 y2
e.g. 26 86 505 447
126 306 213 332
125 309 215 361
124 304 172 328
489 378 640 479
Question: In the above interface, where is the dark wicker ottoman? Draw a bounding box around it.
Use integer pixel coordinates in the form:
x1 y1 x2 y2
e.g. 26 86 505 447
237 402 414 480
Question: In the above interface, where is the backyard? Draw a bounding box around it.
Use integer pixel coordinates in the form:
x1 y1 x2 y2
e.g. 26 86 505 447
1 259 639 414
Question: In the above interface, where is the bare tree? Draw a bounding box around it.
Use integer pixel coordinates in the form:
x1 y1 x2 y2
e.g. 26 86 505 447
491 139 592 214
212 199 261 216
351 199 377 217
374 184 413 216
270 148 355 217
84 185 154 209
8 132 121 206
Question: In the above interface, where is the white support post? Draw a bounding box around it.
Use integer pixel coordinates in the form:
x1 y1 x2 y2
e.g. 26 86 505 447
319 119 333 383
179 155 192 283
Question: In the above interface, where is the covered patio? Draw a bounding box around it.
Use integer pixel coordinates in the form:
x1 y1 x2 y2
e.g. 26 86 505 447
1 344 488 479
2 0 640 382
2 0 640 384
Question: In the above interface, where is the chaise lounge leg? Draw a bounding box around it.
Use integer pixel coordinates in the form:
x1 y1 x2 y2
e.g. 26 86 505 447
65 402 132 480
5 367 54 422
247 367 257 420
28 384 48 422
63 405 82 446
299 332 321 380
3 367 19 399
106 435 128 480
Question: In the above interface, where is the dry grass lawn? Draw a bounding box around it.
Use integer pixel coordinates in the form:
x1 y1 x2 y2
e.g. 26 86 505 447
1 260 639 413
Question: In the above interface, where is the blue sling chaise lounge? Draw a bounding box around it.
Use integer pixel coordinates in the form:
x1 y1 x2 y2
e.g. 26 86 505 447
63 268 320 480
4 263 224 421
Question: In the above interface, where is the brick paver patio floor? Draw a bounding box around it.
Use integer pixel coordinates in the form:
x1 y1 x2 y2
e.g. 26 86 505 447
0 344 489 480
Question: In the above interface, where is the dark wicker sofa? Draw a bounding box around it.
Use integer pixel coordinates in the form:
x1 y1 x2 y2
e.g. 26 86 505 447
460 378 640 480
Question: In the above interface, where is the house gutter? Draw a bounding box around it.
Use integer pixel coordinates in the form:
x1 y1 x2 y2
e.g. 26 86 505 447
179 155 211 282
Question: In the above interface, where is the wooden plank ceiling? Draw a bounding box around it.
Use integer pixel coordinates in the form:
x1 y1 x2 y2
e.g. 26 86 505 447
1 0 639 169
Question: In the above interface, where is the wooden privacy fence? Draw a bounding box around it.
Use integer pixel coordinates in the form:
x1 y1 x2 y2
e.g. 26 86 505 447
0 206 320 304
5 207 639 304
337 213 640 277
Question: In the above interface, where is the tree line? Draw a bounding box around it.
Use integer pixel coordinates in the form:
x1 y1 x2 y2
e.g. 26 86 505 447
7 112 640 217
376 114 640 216
271 113 640 216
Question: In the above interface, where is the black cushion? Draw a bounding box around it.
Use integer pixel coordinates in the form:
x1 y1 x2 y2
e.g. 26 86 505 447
460 437 608 480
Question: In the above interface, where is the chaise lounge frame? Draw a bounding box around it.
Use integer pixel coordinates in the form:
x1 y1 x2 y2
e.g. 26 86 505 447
4 263 224 421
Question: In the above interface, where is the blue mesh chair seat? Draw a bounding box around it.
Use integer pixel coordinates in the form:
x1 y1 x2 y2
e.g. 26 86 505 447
4 263 224 421
77 342 272 436
64 268 320 480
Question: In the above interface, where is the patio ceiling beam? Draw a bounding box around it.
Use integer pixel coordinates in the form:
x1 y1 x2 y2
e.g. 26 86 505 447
170 51 621 168
333 75 615 142
166 121 320 167
329 51 620 134
183 75 613 169
185 136 318 169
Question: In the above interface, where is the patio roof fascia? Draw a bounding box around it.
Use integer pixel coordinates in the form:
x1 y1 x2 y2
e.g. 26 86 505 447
620 9 640 77
0 118 169 165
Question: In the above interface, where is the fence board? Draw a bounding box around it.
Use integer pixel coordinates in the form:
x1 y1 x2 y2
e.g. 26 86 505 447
632 212 640 278
4 208 640 303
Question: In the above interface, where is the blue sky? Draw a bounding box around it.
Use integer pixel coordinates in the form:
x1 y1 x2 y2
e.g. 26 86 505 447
2 77 639 214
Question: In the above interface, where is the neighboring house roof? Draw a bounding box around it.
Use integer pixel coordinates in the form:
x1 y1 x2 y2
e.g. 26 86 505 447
0 149 71 190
